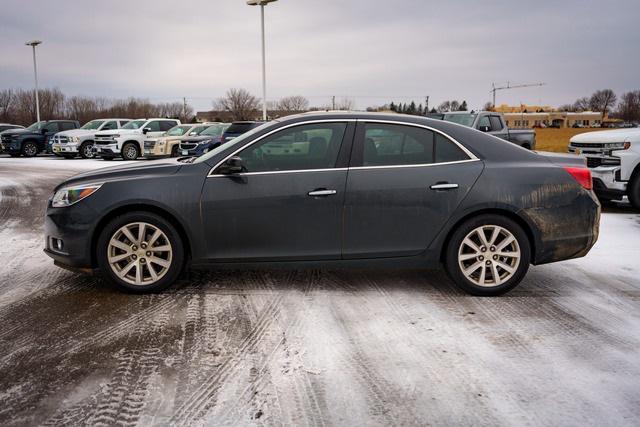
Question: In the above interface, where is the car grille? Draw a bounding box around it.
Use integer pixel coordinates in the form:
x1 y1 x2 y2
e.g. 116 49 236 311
180 143 197 150
586 157 602 168
1 135 11 144
585 157 621 168
144 141 156 149
95 136 115 144
52 135 69 144
571 142 605 148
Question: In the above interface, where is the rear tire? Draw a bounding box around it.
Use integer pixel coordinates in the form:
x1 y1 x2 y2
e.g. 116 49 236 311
121 142 140 160
628 173 640 210
22 141 38 157
444 214 531 296
97 211 185 293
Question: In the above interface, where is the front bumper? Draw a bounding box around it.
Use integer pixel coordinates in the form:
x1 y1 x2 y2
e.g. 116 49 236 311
44 200 97 269
94 143 120 156
589 166 627 200
52 142 80 154
0 141 20 154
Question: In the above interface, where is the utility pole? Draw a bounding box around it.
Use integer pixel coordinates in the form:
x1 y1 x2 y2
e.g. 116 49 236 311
331 96 335 110
247 0 277 121
183 97 187 121
425 95 429 114
491 81 545 108
25 40 42 122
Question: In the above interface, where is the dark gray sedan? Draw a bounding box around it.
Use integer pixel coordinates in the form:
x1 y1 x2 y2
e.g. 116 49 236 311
44 112 600 296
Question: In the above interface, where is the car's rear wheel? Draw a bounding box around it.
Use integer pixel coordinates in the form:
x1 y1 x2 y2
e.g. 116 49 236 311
121 142 139 160
628 173 640 210
22 141 38 157
97 212 184 292
444 214 531 296
80 141 95 159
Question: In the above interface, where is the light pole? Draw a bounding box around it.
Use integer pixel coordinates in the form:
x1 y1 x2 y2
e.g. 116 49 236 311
25 40 42 123
247 0 277 121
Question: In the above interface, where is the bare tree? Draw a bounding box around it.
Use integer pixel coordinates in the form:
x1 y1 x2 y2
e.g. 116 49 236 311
589 89 617 117
558 104 575 112
572 97 590 112
334 97 355 111
437 101 451 112
0 89 14 122
215 88 260 121
483 101 494 111
449 100 460 111
277 95 309 112
617 90 640 122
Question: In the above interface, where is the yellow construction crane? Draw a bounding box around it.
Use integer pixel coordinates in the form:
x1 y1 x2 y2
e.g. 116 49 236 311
491 82 546 108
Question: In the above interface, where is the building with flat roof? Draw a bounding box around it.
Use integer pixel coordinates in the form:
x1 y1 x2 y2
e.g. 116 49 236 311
502 111 603 128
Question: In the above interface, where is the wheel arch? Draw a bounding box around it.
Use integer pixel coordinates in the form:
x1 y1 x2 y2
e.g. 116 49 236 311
91 203 192 268
437 208 537 264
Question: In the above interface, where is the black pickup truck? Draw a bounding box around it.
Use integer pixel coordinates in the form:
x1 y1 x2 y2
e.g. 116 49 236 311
0 120 80 157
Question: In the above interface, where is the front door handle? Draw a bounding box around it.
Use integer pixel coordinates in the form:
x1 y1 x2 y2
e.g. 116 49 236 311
308 189 337 197
430 183 459 190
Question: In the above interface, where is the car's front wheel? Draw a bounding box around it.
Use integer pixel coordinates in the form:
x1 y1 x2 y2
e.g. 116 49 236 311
97 212 185 292
121 142 140 160
80 142 95 159
444 214 531 296
628 173 640 210
22 141 38 157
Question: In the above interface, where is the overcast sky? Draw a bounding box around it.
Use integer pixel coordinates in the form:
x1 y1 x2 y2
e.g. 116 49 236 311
2 0 639 112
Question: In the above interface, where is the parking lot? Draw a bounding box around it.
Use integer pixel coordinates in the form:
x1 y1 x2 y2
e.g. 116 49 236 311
0 156 639 425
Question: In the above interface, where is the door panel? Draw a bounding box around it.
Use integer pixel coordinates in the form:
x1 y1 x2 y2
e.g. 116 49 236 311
343 162 483 258
201 171 347 261
343 121 483 258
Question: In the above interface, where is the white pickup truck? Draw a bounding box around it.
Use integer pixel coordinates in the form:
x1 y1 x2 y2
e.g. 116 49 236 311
93 118 181 160
569 128 640 209
50 118 131 159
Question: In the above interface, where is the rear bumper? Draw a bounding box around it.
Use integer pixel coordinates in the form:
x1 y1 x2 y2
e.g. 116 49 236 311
521 190 600 265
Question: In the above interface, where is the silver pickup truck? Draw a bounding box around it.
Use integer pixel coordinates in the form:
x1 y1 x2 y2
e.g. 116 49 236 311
433 111 536 150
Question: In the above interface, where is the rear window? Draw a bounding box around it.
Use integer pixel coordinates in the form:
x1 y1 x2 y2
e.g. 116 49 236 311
226 122 257 134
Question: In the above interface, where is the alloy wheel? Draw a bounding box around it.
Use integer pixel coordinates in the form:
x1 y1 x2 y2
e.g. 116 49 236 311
123 145 138 160
107 222 172 286
457 225 521 287
83 144 95 158
24 143 37 156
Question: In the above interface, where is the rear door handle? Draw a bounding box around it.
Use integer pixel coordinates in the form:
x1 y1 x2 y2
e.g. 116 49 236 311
308 189 337 197
430 183 459 190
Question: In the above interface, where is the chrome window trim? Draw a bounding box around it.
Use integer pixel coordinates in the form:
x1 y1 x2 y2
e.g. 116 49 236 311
207 119 356 177
207 118 478 177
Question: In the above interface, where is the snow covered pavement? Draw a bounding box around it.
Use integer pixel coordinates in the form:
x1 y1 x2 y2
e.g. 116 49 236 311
1 156 639 426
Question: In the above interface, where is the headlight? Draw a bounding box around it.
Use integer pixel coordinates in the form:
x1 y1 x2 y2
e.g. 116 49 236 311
110 134 120 139
198 139 213 145
70 136 80 143
52 183 103 208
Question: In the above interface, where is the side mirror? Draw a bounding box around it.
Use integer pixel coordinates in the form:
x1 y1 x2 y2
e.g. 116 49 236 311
479 125 491 132
142 127 151 134
217 156 245 174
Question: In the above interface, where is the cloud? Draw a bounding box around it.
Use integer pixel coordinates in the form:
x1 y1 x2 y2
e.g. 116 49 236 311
1 0 639 112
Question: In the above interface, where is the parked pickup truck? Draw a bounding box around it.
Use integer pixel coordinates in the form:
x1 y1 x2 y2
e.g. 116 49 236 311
50 118 131 159
436 111 536 150
93 118 180 160
0 120 80 157
569 129 640 209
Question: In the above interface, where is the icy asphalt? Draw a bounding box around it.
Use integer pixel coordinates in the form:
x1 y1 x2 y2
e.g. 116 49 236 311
0 156 639 426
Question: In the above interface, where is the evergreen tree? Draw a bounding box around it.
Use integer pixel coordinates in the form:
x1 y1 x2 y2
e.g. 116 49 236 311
417 103 423 115
389 102 396 112
408 101 417 114
458 100 468 111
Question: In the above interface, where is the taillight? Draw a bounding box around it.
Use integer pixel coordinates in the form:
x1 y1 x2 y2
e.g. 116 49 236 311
564 167 592 190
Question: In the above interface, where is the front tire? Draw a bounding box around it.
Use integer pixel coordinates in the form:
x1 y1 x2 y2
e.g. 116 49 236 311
22 141 38 157
171 145 179 157
628 173 640 210
97 212 185 292
79 141 95 159
444 214 531 296
121 142 140 160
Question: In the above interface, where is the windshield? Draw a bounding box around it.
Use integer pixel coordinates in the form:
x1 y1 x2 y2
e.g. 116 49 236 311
200 124 230 136
121 120 146 130
81 120 105 130
27 121 46 130
442 113 477 127
194 121 274 164
166 125 192 136
225 122 257 134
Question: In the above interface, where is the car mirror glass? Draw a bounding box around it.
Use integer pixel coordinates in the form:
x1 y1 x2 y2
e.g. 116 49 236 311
217 156 245 174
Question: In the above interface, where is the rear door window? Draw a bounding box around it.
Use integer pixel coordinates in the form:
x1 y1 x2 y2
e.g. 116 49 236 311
44 123 60 133
489 116 503 131
59 122 76 131
160 121 178 131
233 122 348 173
354 123 469 167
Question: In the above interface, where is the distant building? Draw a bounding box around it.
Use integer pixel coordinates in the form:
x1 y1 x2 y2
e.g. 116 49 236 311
503 111 603 128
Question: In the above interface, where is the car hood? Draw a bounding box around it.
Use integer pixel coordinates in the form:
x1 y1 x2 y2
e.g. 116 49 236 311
181 135 215 142
95 128 140 136
56 159 183 191
2 128 37 136
56 129 95 138
570 129 639 143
